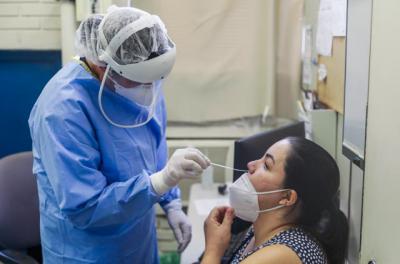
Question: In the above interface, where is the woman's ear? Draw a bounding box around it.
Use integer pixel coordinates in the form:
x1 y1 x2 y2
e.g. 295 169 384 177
278 190 297 206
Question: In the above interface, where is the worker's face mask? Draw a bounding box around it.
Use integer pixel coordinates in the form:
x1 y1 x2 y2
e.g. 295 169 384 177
228 173 291 222
111 79 154 107
98 66 161 129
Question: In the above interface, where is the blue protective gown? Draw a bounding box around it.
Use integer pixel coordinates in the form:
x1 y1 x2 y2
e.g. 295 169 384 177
28 61 180 263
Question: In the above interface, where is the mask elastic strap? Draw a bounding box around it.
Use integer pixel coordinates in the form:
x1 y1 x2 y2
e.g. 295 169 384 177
257 204 286 213
255 189 291 213
248 188 291 195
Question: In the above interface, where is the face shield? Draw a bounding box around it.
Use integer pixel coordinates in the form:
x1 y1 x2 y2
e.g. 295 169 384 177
96 6 176 128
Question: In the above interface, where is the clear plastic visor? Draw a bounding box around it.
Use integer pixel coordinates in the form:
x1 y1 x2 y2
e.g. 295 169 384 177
98 65 161 128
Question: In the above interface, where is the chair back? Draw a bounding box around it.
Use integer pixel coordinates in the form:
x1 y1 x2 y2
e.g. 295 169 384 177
0 151 40 249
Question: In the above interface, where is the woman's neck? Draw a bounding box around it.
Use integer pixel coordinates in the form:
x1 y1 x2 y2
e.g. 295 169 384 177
252 213 295 247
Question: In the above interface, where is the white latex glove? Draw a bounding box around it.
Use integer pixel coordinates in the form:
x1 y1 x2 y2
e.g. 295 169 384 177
151 148 210 195
164 200 192 253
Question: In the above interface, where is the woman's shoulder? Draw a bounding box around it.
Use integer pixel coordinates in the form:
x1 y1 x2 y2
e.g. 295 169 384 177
236 227 328 264
239 243 302 264
265 227 328 264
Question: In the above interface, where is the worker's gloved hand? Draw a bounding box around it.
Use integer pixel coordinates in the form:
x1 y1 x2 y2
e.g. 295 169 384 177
150 148 210 194
164 200 192 253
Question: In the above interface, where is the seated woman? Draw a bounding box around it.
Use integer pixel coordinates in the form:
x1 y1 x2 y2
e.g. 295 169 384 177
201 137 348 264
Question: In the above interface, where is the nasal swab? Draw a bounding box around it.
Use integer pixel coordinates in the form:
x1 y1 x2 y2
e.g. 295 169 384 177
210 162 248 172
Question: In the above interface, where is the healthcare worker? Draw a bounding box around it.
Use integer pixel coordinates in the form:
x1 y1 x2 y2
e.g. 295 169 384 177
28 6 210 263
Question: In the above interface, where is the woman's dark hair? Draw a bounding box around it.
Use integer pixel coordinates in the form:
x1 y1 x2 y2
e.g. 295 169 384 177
283 137 348 264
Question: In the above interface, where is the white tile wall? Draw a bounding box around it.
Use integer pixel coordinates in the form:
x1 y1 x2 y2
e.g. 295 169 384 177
0 0 61 50
0 4 19 16
0 17 41 29
41 17 60 29
19 3 60 16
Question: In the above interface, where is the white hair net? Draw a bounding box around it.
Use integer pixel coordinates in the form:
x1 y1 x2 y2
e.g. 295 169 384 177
74 5 171 67
75 14 105 66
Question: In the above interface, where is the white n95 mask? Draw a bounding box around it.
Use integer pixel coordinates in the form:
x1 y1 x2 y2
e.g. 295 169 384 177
114 82 154 107
98 66 161 129
228 173 290 222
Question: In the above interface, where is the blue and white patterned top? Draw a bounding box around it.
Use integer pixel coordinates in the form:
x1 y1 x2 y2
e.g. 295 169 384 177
230 227 327 264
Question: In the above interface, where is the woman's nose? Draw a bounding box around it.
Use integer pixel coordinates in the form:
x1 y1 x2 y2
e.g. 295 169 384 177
247 161 256 174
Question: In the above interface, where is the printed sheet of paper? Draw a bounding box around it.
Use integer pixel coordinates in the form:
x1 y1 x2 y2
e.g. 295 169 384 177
316 0 334 56
302 26 313 86
332 0 347 36
316 0 347 56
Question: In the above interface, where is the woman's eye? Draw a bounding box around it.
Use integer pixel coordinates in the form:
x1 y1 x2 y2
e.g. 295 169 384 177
263 162 269 170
